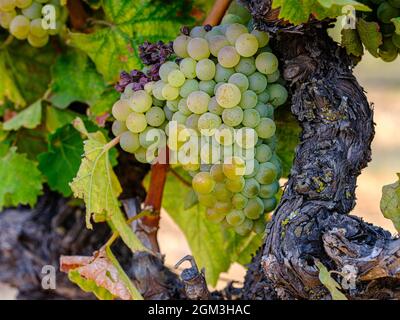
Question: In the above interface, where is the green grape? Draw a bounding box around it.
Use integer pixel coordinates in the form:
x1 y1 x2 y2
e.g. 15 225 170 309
133 147 148 164
185 113 200 130
214 124 234 145
145 107 165 127
242 109 261 128
159 61 179 82
171 111 188 124
15 0 31 8
152 80 166 101
0 0 15 11
221 13 243 25
235 57 256 76
9 15 30 40
214 182 233 201
381 23 395 37
379 37 399 62
248 72 268 94
255 117 276 139
234 218 253 235
196 58 216 81
187 37 210 60
266 84 288 107
197 112 222 133
214 63 235 82
208 96 224 115
166 99 179 112
244 197 264 219
239 90 258 109
215 83 241 108
152 97 165 107
222 106 243 126
180 57 197 79
192 172 215 194
120 131 140 153
228 72 249 92
225 23 248 45
244 159 259 178
187 91 210 114
199 80 216 96
226 210 245 226
223 156 246 179
173 35 190 58
180 79 199 98
200 142 220 163
208 34 230 57
178 98 191 116
226 176 245 192
235 33 259 57
130 90 152 113
232 193 248 209
112 99 131 121
123 83 136 99
255 52 278 75
259 181 279 199
138 127 154 148
141 128 166 149
144 81 155 95
263 197 277 212
168 69 185 87
255 162 278 184
213 201 232 214
21 2 42 19
255 144 272 162
235 127 258 149
164 106 173 121
190 25 207 38
242 178 260 198
258 91 270 103
205 208 226 223
205 27 223 41
266 69 280 83
162 84 180 101
112 120 127 136
0 9 16 28
198 193 217 207
126 112 147 133
210 163 225 182
251 29 269 47
393 34 400 50
255 102 274 118
377 2 400 23
182 163 200 172
218 46 240 68
253 218 266 235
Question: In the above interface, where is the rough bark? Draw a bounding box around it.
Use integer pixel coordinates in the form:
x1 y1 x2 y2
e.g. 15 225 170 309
242 0 400 300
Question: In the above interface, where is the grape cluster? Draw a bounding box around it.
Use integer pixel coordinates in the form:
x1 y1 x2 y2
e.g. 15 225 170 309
111 20 288 236
0 0 63 47
359 0 400 61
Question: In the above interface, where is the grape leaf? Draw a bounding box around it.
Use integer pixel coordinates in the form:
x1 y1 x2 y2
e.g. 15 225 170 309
391 17 400 35
38 124 83 196
3 100 42 131
0 51 25 107
68 270 114 300
341 28 364 57
70 120 146 252
380 173 400 232
0 147 43 209
316 261 348 300
162 172 262 286
49 50 108 109
356 19 382 58
45 106 77 133
89 88 119 116
272 0 370 25
68 0 193 82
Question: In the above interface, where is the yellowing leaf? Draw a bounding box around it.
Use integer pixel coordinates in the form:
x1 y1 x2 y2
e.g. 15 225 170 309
316 261 348 300
380 173 400 232
3 100 42 131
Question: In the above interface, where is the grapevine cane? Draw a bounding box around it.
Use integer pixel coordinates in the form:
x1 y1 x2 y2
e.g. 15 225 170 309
137 0 233 253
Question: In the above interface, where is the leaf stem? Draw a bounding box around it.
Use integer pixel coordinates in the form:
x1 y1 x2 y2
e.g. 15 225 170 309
169 168 191 187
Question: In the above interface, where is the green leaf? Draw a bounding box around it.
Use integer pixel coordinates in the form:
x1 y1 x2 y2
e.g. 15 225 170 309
316 262 348 300
341 28 364 57
68 0 193 82
70 121 146 252
391 17 400 35
38 124 83 196
184 188 198 210
0 51 25 107
272 0 370 25
380 173 400 232
162 173 262 286
49 50 108 109
3 100 42 131
0 147 43 209
68 270 114 300
356 19 383 57
45 106 77 133
89 87 119 116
